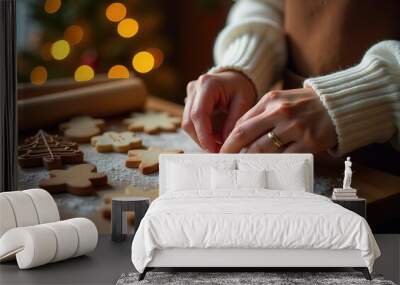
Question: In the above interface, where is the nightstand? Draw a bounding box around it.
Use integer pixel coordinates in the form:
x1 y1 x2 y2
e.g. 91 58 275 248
332 198 366 219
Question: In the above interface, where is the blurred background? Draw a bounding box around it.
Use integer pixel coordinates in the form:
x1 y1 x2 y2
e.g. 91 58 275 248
16 0 231 104
14 0 400 236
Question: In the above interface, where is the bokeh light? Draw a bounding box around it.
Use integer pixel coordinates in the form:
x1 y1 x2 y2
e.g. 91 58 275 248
108 65 130 79
44 0 61 14
64 25 84 45
117 18 139 38
146 48 164 69
106 2 127 22
30 66 48 85
132 51 154 73
51 40 70 60
74 65 94 81
40 42 53 61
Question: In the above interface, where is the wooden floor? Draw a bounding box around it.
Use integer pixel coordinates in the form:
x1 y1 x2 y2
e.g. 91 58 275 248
0 235 133 285
1 235 398 284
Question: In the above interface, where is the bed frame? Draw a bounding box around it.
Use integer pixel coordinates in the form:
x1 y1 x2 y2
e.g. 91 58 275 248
140 248 371 280
139 154 371 281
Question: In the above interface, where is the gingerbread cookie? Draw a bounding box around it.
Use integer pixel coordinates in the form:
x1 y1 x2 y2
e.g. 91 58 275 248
126 147 183 174
100 186 159 204
39 164 108 196
123 112 181 134
101 204 112 220
59 116 105 143
125 186 159 202
91 131 142 153
101 204 135 225
18 130 84 170
99 186 158 225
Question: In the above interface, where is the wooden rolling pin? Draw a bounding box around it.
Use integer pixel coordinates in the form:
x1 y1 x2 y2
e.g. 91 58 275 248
18 74 110 100
18 78 147 131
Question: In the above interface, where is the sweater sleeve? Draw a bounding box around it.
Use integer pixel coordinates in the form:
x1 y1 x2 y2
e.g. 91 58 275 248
209 0 287 98
304 40 400 156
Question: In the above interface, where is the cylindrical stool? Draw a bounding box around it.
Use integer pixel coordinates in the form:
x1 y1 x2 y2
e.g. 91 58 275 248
111 197 149 242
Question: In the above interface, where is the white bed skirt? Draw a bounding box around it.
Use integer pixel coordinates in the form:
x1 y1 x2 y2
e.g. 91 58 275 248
148 248 366 268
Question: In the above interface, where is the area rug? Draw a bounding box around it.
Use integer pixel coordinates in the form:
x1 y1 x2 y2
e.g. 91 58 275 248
116 271 395 285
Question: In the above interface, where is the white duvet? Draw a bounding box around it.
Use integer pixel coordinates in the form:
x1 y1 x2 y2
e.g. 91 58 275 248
131 190 380 273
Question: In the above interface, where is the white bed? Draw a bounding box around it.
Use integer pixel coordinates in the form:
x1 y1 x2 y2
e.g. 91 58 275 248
131 154 380 280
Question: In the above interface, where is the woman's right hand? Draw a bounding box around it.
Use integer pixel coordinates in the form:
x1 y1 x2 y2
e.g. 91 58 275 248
182 71 257 153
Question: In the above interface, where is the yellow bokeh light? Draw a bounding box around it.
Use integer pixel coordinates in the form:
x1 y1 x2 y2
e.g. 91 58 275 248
106 2 127 22
132 51 154 74
64 25 83 45
74 65 94 82
146 48 164 69
108 65 130 79
44 0 61 14
51 40 70 60
30 66 48 85
117 18 139 38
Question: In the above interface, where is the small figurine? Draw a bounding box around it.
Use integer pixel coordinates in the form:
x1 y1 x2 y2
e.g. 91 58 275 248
343 157 353 189
332 157 358 199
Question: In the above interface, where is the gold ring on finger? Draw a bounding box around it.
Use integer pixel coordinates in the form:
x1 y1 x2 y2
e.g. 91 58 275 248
267 131 284 149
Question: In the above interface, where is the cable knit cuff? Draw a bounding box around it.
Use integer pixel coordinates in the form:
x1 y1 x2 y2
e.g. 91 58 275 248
304 56 398 156
209 24 286 100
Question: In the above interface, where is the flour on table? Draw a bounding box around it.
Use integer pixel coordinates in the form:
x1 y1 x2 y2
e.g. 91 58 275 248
18 129 337 216
18 130 201 216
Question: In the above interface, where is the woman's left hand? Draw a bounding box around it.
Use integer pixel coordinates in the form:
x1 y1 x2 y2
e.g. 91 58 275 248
219 88 338 153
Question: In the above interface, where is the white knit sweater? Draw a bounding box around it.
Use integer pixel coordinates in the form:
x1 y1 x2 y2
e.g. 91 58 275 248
210 0 400 156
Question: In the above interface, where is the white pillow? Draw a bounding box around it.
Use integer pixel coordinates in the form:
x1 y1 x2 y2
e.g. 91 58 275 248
211 169 267 190
167 160 235 191
211 168 236 190
238 159 309 191
167 163 210 191
236 169 267 189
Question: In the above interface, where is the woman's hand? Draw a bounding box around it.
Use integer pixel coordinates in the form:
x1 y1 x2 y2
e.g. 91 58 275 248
182 71 257 152
220 88 338 153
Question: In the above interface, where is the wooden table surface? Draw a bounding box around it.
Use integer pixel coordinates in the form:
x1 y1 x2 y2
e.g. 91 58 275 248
17 95 199 235
17 96 400 234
